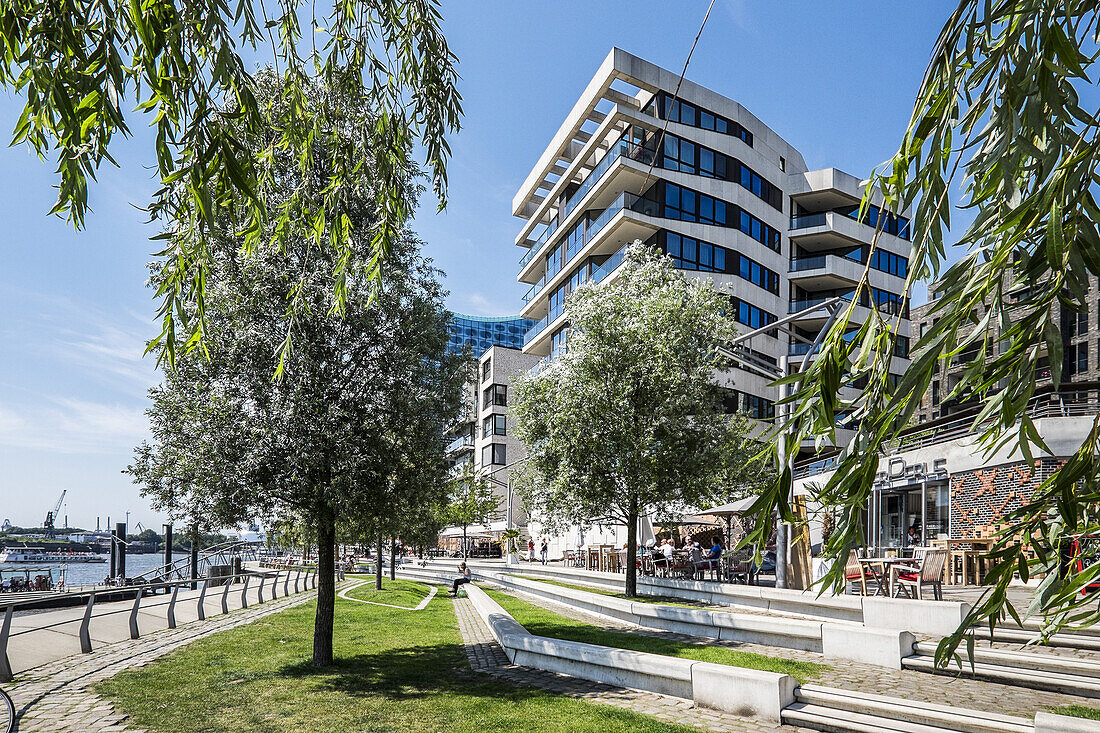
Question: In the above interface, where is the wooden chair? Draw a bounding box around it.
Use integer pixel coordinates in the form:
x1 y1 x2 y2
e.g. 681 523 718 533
844 550 871 595
890 549 947 600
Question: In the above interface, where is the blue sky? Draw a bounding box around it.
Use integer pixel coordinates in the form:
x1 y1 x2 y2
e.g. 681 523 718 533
0 1 957 529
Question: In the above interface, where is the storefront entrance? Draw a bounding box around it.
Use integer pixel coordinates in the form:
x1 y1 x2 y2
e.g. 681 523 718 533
870 481 949 550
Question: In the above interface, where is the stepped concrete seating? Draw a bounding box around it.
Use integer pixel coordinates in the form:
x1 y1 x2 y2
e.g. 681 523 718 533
1035 712 1100 733
464 580 796 722
424 560 972 637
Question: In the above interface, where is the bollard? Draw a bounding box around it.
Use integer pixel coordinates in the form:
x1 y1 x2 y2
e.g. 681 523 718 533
167 585 179 629
221 576 231 615
79 594 95 653
0 606 13 683
129 588 143 640
197 580 208 621
240 575 250 609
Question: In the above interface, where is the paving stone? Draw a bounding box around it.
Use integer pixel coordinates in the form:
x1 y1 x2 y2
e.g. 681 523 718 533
4 577 322 732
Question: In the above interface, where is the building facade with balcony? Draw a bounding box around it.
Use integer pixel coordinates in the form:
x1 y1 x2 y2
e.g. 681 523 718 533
513 49 912 425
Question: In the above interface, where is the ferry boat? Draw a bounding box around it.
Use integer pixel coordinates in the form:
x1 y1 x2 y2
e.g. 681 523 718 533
0 546 107 563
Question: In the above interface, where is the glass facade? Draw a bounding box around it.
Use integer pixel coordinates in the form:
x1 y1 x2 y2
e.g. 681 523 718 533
659 132 782 210
643 91 753 147
447 313 535 358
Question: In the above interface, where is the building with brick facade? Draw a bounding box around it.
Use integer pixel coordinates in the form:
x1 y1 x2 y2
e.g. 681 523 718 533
794 386 1098 548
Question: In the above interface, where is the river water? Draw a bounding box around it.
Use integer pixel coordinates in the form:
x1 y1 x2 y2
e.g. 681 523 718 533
0 552 169 588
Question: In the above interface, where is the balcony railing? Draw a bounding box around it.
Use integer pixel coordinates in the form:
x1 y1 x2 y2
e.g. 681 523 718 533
789 295 852 314
789 255 828 272
445 433 474 454
790 212 828 230
517 138 655 271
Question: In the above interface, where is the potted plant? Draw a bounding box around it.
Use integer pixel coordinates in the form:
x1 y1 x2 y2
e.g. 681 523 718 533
499 529 521 566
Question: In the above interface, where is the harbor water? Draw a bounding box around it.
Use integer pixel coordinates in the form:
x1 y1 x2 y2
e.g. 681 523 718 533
1 552 169 588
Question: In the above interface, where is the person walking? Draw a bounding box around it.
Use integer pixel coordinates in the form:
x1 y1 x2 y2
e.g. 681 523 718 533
540 539 549 565
449 563 472 596
527 538 536 563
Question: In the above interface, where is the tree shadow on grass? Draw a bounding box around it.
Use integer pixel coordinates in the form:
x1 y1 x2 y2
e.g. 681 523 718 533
275 641 552 704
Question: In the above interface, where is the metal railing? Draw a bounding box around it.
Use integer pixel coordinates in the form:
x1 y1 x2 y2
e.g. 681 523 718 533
445 433 474 454
132 540 258 584
0 566 319 683
793 388 1100 479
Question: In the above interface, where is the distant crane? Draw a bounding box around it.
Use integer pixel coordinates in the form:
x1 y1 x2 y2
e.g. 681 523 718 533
134 522 146 534
44 490 66 538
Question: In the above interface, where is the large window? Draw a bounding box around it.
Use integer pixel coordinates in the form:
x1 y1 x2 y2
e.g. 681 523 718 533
644 91 753 147
659 182 781 252
893 335 910 358
730 297 777 334
660 231 778 293
482 443 506 466
481 357 491 383
482 384 507 409
482 414 507 438
660 133 781 210
866 288 908 318
870 249 908 278
1066 341 1088 377
733 390 775 420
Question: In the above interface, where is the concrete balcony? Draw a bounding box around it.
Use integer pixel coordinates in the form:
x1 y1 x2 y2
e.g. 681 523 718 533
520 194 660 320
788 253 864 290
518 153 658 285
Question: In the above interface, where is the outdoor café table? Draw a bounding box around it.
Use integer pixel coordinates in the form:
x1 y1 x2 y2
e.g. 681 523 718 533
858 557 908 596
932 538 995 584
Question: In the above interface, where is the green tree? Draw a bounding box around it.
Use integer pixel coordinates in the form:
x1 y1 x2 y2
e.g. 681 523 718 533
441 462 500 560
1 0 461 369
512 243 769 597
754 1 1100 662
128 75 461 667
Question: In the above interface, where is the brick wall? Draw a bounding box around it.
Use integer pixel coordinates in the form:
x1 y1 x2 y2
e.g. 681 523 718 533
949 458 1063 537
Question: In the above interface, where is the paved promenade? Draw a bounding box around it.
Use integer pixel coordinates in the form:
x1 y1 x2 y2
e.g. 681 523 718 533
495 584 1093 719
451 595 818 733
4 587 316 732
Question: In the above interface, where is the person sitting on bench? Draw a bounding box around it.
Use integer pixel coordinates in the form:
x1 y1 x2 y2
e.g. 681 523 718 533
450 563 472 595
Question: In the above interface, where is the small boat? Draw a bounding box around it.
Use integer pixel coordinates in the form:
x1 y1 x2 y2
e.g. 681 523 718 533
0 545 107 563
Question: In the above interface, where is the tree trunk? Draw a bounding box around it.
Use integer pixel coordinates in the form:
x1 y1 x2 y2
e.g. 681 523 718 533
312 504 336 667
375 527 384 590
389 537 397 581
625 495 639 597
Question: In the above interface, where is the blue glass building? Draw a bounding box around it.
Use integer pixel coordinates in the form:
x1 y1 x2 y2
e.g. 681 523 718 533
447 313 535 358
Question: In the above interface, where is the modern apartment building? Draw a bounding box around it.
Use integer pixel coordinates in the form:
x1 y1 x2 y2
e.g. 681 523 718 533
513 49 913 428
913 282 1100 423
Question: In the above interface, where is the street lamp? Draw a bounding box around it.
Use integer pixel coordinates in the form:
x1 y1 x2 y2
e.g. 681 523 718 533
716 296 845 590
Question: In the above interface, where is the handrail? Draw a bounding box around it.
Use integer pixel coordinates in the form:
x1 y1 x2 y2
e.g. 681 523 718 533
0 567 318 683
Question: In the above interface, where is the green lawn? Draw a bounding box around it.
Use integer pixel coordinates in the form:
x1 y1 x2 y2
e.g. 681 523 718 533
485 588 827 683
513 575 710 608
1051 704 1100 720
95 585 703 733
343 577 431 608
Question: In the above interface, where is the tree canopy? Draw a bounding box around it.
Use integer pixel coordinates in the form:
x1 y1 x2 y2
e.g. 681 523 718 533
0 0 461 369
441 461 501 560
748 0 1100 662
513 242 771 596
127 74 462 666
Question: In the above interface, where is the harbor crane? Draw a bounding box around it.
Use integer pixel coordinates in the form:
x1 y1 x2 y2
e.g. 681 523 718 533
43 490 66 538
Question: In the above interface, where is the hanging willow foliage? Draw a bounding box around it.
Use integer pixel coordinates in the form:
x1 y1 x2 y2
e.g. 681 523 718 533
0 0 462 372
744 0 1100 667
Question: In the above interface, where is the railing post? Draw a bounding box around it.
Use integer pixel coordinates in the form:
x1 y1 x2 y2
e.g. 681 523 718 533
0 606 13 683
167 585 179 629
79 594 95 653
197 580 208 621
129 588 143 640
270 573 278 600
312 569 317 589
283 569 290 597
240 575 250 609
257 574 264 604
294 569 300 594
221 576 231 615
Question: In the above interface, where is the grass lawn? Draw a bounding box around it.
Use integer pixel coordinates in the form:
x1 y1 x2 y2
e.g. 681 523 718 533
343 577 431 608
485 588 826 684
513 575 711 608
1051 704 1100 720
95 584 703 733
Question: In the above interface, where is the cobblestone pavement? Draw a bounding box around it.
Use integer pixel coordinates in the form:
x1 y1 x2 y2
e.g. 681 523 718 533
493 585 1097 719
5 588 319 732
451 594 817 733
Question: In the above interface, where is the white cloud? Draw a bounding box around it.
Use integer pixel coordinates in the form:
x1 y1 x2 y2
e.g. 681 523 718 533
0 398 148 454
